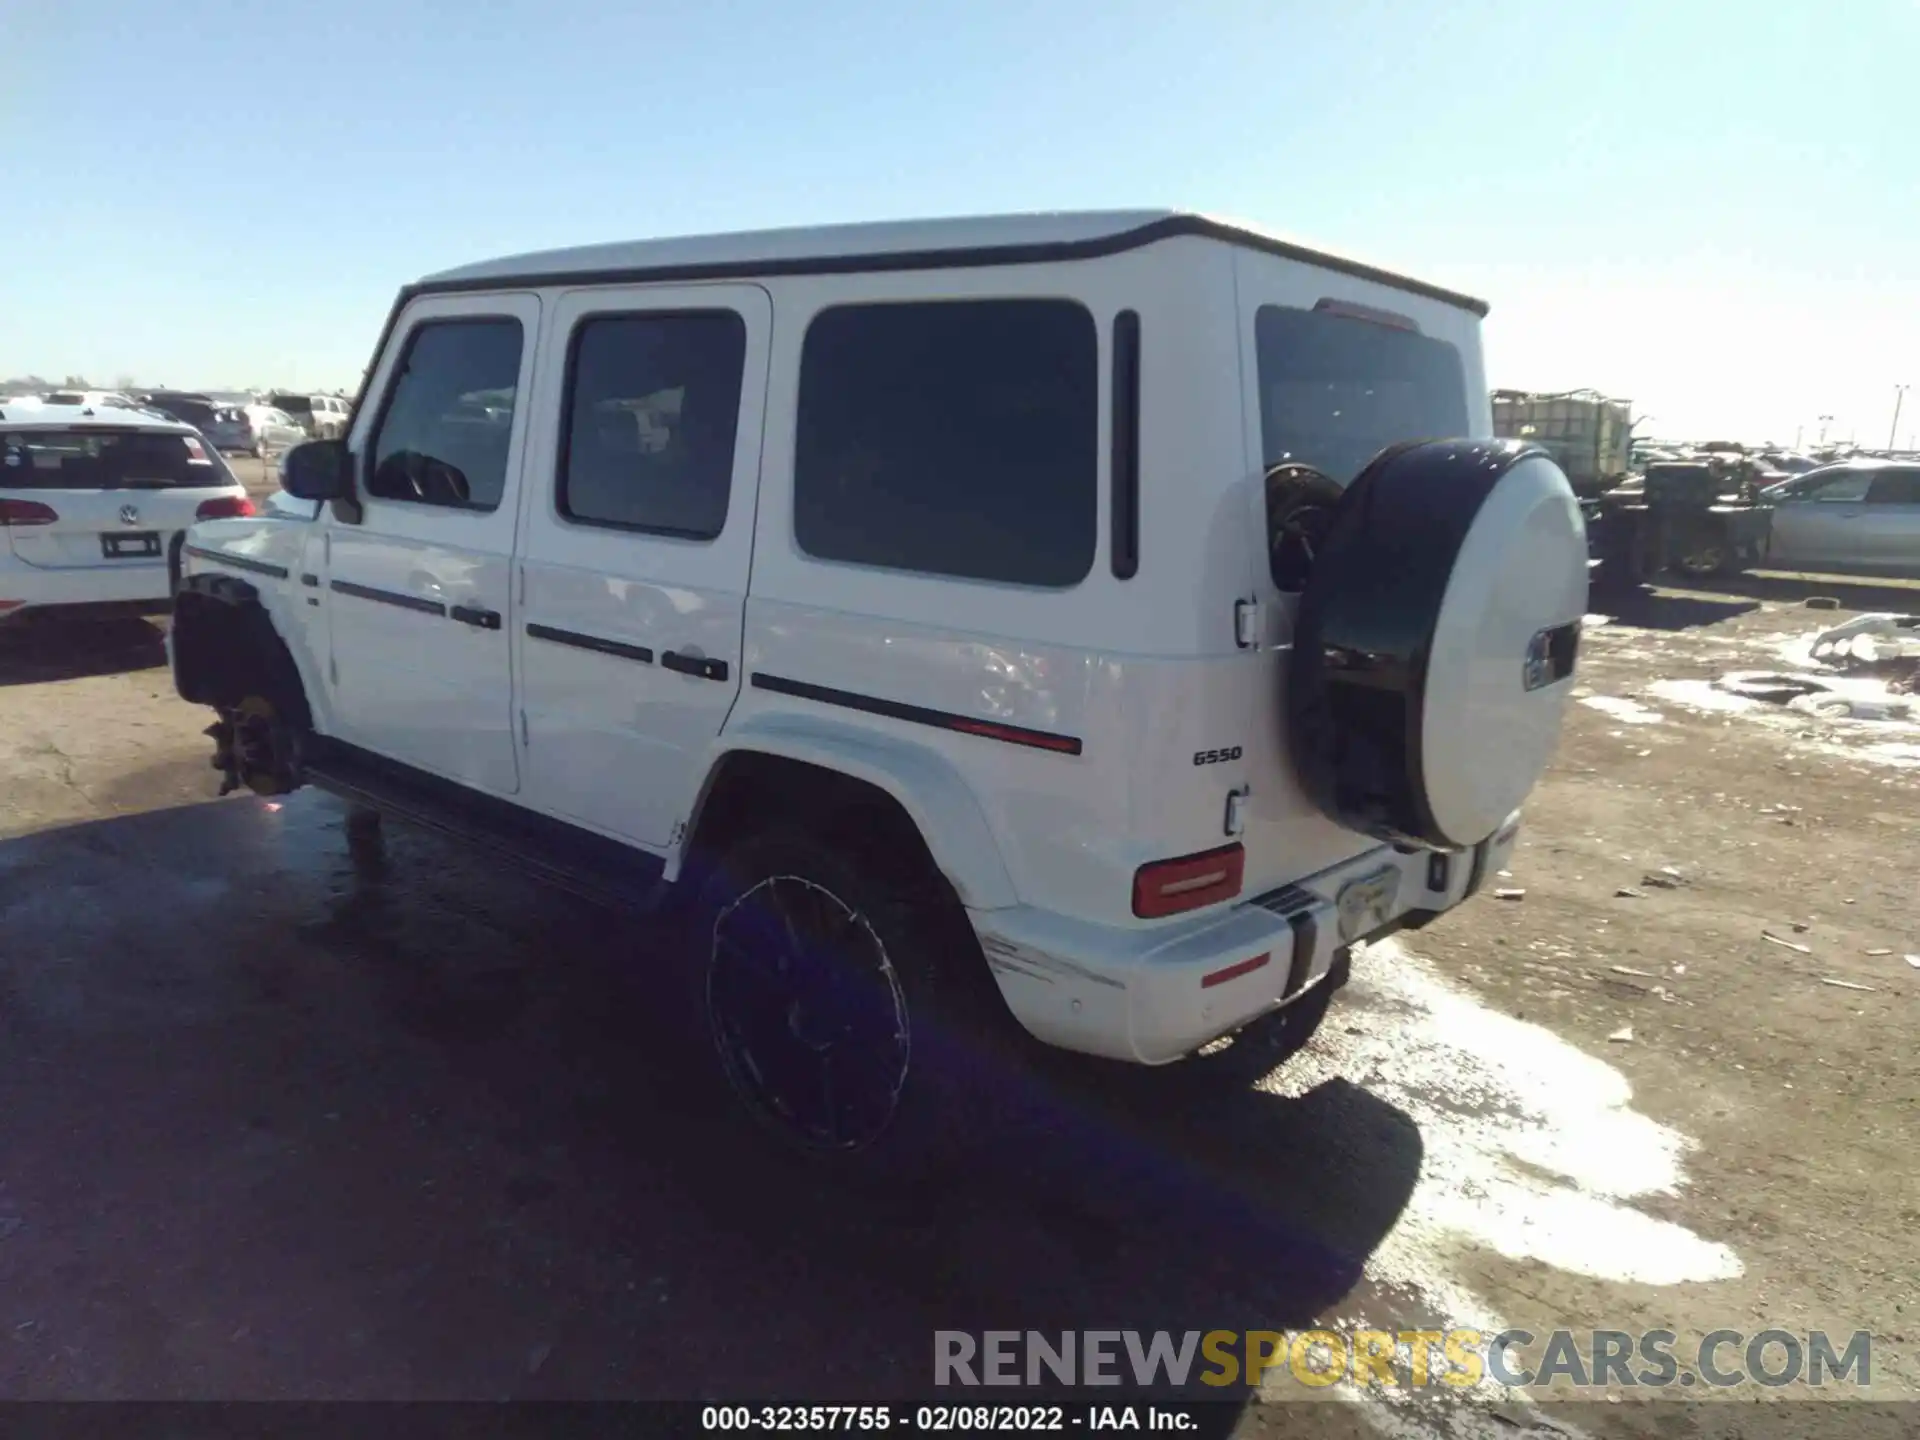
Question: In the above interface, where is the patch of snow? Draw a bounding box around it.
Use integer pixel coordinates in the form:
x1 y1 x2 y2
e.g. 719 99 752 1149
1272 940 1743 1292
1577 695 1663 725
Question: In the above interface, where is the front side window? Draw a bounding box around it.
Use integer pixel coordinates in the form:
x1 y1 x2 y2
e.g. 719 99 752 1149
793 298 1098 588
367 318 523 511
557 311 747 539
1809 471 1871 503
1255 304 1469 484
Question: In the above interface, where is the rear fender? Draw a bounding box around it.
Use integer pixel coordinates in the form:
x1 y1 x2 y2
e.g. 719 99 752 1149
682 711 1019 911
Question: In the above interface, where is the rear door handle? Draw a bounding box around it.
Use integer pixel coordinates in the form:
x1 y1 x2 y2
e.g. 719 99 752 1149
450 605 502 631
661 650 729 682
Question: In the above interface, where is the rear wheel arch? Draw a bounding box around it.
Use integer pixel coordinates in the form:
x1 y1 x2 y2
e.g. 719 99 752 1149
680 729 1020 911
684 749 962 908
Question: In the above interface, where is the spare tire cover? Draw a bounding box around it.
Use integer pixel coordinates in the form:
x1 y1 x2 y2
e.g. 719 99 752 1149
1287 439 1588 850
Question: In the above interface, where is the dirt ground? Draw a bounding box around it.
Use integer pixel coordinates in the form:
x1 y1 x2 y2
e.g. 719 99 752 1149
0 523 1915 1435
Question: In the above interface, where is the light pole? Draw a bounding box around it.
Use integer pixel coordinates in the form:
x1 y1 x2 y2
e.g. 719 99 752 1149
1818 414 1834 446
1892 385 1910 452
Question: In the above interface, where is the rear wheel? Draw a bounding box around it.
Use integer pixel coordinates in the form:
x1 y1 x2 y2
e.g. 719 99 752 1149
1669 521 1733 578
686 825 1000 1174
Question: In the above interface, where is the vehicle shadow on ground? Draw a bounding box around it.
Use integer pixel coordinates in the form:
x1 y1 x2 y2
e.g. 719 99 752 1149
1590 586 1760 632
0 793 1425 1417
0 616 168 686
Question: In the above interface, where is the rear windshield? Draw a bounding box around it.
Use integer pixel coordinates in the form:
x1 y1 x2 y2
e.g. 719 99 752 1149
1255 304 1469 483
270 394 313 415
0 428 235 489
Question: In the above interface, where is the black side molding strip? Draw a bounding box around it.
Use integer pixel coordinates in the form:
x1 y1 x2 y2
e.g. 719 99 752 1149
751 673 1083 756
527 622 653 665
183 545 289 580
1110 309 1140 580
299 573 320 588
330 579 446 616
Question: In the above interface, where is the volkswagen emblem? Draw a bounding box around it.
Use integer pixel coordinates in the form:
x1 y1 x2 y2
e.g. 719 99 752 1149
119 503 141 526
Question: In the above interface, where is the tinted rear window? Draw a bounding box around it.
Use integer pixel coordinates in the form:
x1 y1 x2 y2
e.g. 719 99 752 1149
270 395 313 415
793 298 1098 588
1255 304 1469 483
0 429 233 488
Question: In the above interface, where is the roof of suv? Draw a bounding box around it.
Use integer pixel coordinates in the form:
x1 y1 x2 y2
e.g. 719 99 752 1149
417 209 1491 316
0 403 196 433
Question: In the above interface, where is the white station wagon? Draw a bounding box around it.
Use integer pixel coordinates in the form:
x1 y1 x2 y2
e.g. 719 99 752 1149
1 403 255 623
168 211 1588 1164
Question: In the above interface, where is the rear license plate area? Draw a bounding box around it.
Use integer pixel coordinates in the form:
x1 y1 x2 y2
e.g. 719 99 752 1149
1335 865 1401 942
102 532 161 559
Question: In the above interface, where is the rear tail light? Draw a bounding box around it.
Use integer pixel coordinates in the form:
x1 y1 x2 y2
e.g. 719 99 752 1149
1132 842 1245 918
196 495 256 520
0 498 58 527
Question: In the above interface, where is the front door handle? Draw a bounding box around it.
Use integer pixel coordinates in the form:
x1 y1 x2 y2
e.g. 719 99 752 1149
661 650 729 682
450 604 502 631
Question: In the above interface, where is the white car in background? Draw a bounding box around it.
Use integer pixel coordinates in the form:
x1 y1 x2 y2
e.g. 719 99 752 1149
0 403 256 623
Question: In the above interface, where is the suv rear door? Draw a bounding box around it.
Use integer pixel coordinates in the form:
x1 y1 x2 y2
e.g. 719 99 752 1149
321 293 539 796
514 283 771 848
2 427 237 574
1233 259 1486 892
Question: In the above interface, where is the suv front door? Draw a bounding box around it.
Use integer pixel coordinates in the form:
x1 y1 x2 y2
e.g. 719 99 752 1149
514 283 770 848
323 292 539 796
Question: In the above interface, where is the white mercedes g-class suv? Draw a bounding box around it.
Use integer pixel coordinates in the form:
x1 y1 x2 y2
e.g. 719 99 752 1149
169 211 1587 1160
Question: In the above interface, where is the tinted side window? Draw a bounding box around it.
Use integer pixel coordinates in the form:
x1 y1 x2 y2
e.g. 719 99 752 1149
367 319 523 511
1809 470 1871 503
793 299 1098 588
1866 470 1920 505
558 311 747 539
1255 304 1469 483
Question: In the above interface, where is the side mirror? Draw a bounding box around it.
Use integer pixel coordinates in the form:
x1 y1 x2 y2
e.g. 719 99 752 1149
280 439 351 501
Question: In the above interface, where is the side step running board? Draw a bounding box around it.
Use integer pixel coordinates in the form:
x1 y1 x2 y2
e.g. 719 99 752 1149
301 739 672 917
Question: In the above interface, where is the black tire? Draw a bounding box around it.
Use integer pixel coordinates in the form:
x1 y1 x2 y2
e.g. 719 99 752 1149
1669 522 1732 578
682 824 1003 1179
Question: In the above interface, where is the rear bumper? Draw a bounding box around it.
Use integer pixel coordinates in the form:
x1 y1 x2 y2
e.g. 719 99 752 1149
971 812 1523 1065
0 552 174 613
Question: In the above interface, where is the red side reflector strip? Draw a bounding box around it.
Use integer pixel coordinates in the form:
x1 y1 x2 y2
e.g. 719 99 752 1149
1133 842 1245 918
1201 952 1270 989
947 719 1081 754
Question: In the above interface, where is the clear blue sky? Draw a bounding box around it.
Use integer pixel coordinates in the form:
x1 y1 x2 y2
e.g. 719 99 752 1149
4 0 1915 445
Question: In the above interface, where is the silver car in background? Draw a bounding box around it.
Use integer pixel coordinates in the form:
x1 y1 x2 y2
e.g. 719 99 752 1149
203 404 307 457
1764 460 1920 577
